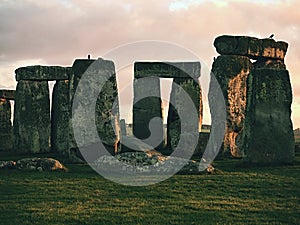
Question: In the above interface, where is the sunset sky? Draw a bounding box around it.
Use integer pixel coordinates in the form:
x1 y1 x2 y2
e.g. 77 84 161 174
0 0 299 128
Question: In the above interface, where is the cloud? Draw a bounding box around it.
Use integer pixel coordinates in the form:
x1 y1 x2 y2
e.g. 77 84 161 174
0 0 299 126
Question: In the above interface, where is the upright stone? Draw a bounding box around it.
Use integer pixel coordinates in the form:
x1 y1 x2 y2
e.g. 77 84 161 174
13 80 50 153
51 79 70 155
0 98 13 150
133 76 164 149
243 67 294 164
211 55 252 157
120 119 127 136
167 78 202 153
70 58 120 158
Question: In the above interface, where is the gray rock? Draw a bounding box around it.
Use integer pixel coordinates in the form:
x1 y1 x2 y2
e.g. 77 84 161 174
93 151 214 175
0 90 15 100
13 80 50 153
0 98 13 150
133 77 164 149
0 161 16 169
243 67 295 164
211 55 252 157
51 79 70 155
15 66 70 81
16 158 67 171
167 78 202 153
214 35 288 60
134 62 201 78
70 58 120 158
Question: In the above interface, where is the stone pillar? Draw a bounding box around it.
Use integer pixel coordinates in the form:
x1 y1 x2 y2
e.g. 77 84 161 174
243 63 294 164
213 35 294 163
70 58 120 158
0 97 13 150
133 77 164 149
211 55 252 157
13 80 50 153
167 78 202 152
120 119 127 136
51 79 70 155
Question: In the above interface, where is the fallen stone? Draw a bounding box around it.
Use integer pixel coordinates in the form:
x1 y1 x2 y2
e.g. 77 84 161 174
93 151 215 175
0 161 16 169
16 158 67 171
15 66 71 81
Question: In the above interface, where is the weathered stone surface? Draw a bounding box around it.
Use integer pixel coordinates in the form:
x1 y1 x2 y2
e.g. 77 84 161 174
93 151 215 175
120 119 127 136
167 78 202 153
0 158 67 171
15 66 71 81
134 62 201 78
51 80 70 155
0 90 15 100
243 68 295 164
0 98 13 150
214 35 288 60
211 55 252 157
70 59 120 158
133 77 164 149
13 80 50 153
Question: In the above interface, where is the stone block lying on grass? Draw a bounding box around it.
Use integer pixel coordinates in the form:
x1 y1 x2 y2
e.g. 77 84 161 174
0 158 67 172
93 152 215 175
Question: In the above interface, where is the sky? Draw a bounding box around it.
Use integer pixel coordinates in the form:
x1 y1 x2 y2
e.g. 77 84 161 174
0 0 299 128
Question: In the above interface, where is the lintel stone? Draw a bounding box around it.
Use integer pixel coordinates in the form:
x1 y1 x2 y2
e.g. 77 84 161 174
0 90 15 100
214 35 288 60
134 62 200 78
15 66 71 81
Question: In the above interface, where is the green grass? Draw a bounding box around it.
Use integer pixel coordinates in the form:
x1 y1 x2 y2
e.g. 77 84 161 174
0 152 299 225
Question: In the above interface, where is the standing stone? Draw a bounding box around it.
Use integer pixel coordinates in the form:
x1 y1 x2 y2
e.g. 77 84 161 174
120 119 127 136
243 67 295 164
133 77 164 150
70 59 120 159
211 55 252 157
13 80 50 153
167 78 202 153
0 98 13 150
51 79 70 155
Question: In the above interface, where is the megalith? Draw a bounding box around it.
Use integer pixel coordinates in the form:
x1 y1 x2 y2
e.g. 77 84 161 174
51 79 70 155
13 80 50 153
70 58 120 158
243 59 294 164
132 76 164 149
134 62 202 153
212 35 294 163
0 94 13 150
211 55 252 157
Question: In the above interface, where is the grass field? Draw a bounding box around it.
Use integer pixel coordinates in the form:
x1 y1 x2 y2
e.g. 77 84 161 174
0 151 299 225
